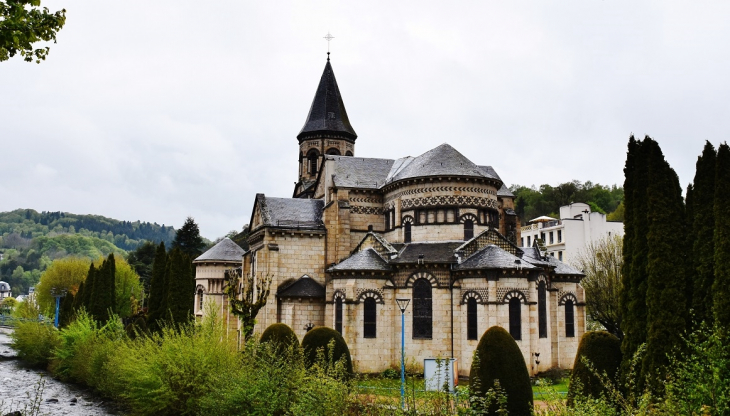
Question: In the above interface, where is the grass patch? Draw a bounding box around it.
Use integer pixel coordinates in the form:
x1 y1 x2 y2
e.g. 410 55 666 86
533 377 569 398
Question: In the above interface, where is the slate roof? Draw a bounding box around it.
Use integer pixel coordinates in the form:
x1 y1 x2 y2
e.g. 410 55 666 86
520 246 551 267
391 241 464 264
388 144 500 183
329 156 395 189
479 165 502 182
258 195 324 228
194 238 246 263
497 184 515 198
329 248 393 271
545 255 584 276
277 275 326 298
456 245 538 271
298 59 357 141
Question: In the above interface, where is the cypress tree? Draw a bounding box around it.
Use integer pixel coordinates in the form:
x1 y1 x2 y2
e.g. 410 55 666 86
172 217 206 259
713 143 730 329
73 281 85 311
59 292 75 327
620 136 651 381
147 242 167 329
165 248 194 326
82 264 96 315
690 142 717 327
643 137 687 392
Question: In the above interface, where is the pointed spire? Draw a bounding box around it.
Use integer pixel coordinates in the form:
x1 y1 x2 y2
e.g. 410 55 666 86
297 58 357 142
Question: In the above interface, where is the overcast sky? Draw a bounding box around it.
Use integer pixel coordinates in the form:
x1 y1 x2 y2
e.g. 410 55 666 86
2 1 729 239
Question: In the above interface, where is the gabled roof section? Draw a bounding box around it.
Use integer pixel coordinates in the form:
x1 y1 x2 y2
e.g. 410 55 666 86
387 144 500 184
520 246 551 267
328 248 393 272
194 238 246 263
390 241 464 264
297 59 357 142
251 194 324 230
277 275 326 298
456 245 538 271
352 232 398 258
456 228 523 259
329 155 395 189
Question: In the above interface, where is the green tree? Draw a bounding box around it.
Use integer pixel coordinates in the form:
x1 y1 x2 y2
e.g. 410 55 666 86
127 240 156 294
88 254 116 322
689 142 717 327
643 137 688 393
172 217 206 259
713 143 730 330
0 0 66 63
147 242 167 330
620 136 650 386
34 256 90 313
165 247 194 326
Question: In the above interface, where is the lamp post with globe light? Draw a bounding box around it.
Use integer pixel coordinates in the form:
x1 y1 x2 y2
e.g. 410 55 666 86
396 298 410 410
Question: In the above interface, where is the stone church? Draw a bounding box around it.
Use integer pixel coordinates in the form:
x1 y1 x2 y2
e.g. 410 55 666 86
194 56 586 376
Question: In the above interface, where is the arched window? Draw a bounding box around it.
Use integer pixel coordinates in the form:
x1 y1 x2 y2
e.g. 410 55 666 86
197 289 204 312
404 222 412 243
307 150 319 175
538 281 547 338
363 298 376 338
335 297 343 334
413 279 432 339
326 148 341 155
464 219 474 240
467 297 478 340
345 151 353 156
509 297 521 340
565 299 575 338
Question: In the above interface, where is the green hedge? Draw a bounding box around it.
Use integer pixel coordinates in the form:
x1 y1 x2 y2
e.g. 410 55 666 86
470 325 532 415
301 326 352 376
260 323 299 351
567 330 622 405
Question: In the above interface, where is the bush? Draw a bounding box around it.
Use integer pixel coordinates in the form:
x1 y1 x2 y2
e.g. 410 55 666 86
260 323 299 351
10 321 60 369
301 326 353 376
567 331 622 406
470 325 533 415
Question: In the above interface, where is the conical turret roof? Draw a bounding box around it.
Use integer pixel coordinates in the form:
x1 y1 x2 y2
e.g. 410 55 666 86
297 58 357 142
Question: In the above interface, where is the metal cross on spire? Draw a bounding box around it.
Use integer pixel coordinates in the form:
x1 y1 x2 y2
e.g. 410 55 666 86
324 32 334 58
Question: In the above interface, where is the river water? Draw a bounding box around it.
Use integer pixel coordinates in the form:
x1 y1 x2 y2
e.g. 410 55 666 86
0 328 120 416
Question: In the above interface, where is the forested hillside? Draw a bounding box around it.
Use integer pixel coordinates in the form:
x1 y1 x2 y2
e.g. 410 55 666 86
0 209 176 295
510 180 624 225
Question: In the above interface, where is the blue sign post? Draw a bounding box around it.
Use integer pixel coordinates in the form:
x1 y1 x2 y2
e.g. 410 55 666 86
396 298 410 411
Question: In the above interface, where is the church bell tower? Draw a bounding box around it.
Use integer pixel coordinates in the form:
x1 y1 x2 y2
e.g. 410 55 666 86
294 54 357 198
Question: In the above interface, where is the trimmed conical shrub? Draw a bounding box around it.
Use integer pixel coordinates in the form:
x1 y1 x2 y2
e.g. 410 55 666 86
300 326 352 375
470 326 532 415
567 331 622 406
260 323 299 351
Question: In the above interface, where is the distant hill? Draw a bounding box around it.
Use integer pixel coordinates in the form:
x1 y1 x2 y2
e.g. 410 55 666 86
0 209 176 295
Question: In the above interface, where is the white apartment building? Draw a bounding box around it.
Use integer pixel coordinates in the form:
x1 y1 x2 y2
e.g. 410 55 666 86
520 202 623 265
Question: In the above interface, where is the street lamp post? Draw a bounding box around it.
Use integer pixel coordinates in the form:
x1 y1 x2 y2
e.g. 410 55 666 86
50 287 67 328
396 298 410 411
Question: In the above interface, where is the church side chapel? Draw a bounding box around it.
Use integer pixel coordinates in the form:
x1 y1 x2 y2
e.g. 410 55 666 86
195 55 586 376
